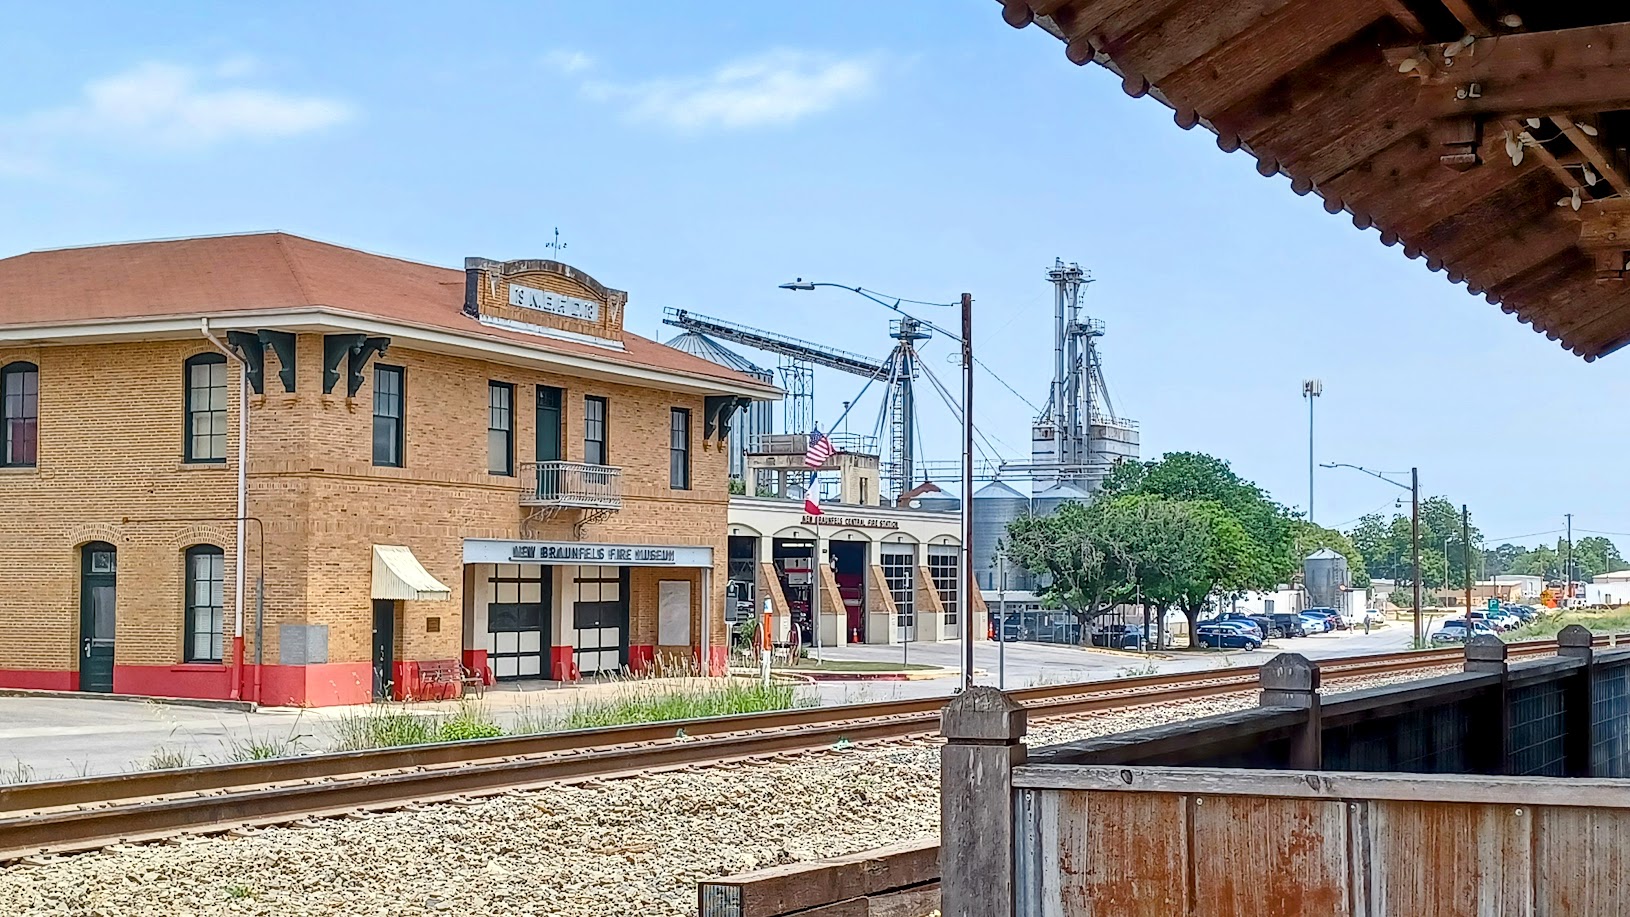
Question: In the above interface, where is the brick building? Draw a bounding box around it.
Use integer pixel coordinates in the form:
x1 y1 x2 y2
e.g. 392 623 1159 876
0 233 777 706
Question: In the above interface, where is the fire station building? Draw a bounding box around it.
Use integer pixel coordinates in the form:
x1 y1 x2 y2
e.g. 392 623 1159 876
0 232 777 706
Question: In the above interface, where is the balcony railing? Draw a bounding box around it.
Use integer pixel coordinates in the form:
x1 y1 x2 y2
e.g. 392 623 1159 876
520 461 623 510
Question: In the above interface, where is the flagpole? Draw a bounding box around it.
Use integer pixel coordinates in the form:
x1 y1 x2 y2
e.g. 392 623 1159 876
813 514 822 665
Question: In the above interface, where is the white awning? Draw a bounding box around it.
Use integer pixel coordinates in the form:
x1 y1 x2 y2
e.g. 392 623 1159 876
372 545 451 601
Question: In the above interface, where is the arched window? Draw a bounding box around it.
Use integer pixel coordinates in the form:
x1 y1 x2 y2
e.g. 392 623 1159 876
184 545 225 663
1 361 38 467
183 353 227 463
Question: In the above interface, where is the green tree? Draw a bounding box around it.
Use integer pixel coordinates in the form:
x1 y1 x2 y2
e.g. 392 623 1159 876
1169 501 1262 646
1098 495 1211 646
1509 545 1559 579
1002 501 1130 629
1100 451 1291 590
1344 497 1481 590
1484 543 1526 577
1572 536 1626 580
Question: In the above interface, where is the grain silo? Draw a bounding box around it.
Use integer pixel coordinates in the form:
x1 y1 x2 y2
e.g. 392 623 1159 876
1304 548 1350 611
972 480 1034 592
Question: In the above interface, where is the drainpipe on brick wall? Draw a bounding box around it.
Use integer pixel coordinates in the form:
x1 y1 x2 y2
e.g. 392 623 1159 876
200 319 248 702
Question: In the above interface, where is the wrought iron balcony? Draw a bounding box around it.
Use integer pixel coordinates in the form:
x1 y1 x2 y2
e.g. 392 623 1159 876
520 461 622 510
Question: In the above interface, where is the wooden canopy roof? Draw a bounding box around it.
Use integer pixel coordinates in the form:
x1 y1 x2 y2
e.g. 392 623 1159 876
996 0 1630 360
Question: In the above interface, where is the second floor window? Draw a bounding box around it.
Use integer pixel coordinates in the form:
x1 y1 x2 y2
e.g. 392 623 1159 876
373 365 404 467
583 395 607 465
488 381 514 476
184 353 227 463
1 361 38 468
670 408 691 489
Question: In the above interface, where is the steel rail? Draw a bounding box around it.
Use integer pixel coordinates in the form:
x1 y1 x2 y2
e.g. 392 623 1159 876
0 633 1618 863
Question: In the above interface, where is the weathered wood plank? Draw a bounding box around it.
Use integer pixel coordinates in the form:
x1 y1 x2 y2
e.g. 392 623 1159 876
699 841 939 917
1012 765 1630 807
865 883 940 917
1365 801 1533 916
1190 795 1349 916
1049 789 1187 916
1155 0 1381 117
1535 806 1630 915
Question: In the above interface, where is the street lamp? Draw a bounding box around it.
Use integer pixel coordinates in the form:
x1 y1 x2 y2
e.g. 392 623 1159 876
781 279 977 692
1322 463 1423 644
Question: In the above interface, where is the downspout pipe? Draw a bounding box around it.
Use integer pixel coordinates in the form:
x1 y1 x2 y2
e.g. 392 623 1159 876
200 319 248 702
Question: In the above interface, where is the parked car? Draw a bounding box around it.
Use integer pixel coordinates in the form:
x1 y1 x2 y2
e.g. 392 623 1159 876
1090 624 1144 650
1211 619 1265 641
1217 612 1276 639
1357 608 1387 627
1430 618 1498 643
1196 624 1261 651
1299 612 1333 634
1269 613 1308 638
1303 608 1349 631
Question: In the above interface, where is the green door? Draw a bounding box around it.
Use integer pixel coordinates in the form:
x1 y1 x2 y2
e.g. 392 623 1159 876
78 543 116 693
535 386 562 499
536 385 562 461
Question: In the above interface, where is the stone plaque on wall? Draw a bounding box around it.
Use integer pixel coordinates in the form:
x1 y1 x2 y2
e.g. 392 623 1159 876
279 624 330 665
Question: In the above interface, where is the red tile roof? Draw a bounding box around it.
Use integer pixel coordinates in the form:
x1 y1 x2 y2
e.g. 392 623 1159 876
0 232 776 392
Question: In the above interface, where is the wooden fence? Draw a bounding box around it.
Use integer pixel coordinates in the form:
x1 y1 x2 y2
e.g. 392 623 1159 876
941 625 1630 916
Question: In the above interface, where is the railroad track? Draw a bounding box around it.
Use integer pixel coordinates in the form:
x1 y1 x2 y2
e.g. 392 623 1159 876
1 634 1618 864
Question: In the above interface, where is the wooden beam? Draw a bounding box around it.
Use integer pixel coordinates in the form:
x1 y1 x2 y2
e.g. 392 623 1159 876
1387 22 1630 118
1157 0 1388 118
1550 113 1628 196
1104 0 1299 85
1376 0 1426 35
1500 119 1578 191
1437 0 1488 36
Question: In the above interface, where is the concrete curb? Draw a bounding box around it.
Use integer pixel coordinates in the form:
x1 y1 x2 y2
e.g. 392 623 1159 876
0 688 259 713
728 666 961 682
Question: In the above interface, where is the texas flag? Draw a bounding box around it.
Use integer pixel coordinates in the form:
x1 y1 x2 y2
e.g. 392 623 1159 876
804 490 823 517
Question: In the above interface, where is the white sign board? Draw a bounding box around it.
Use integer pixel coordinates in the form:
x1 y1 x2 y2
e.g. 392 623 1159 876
508 283 600 323
462 539 713 568
658 580 692 645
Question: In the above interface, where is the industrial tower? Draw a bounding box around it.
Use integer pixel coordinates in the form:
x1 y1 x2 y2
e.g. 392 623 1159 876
1029 259 1139 492
662 308 932 501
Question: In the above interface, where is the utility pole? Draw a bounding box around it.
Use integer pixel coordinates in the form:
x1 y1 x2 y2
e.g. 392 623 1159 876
1411 467 1422 645
1302 380 1323 523
960 292 975 691
1463 505 1472 624
1565 512 1574 609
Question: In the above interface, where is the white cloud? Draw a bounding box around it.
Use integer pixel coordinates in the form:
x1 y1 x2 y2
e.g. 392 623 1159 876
584 50 878 131
16 60 352 150
542 49 595 75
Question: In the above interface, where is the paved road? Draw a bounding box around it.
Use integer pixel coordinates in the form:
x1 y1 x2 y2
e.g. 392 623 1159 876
0 625 1414 782
807 622 1415 703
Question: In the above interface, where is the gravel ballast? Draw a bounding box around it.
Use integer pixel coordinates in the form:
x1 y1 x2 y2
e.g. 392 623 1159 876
0 671 1446 917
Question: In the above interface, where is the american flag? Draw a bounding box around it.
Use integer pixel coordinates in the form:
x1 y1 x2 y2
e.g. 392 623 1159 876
804 427 836 468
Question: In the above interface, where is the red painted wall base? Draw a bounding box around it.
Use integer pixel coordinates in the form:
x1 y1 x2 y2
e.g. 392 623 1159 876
256 663 373 707
549 645 578 682
0 669 77 691
114 663 234 700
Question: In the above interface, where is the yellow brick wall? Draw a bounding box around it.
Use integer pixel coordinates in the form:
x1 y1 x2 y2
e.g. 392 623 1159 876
0 329 734 678
0 341 238 671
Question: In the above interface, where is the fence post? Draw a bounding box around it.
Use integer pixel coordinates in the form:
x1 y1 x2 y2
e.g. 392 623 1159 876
1557 624 1596 777
941 687 1026 917
1464 635 1509 774
1259 653 1321 769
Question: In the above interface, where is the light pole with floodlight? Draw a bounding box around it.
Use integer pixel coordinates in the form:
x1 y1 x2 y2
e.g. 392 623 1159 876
780 280 975 692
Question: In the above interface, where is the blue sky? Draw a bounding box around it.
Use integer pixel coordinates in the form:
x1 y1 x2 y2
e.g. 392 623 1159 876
1 1 1623 549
